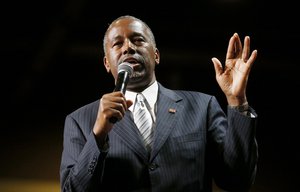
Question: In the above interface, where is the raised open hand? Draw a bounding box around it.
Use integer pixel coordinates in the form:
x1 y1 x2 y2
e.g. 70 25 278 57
212 33 257 106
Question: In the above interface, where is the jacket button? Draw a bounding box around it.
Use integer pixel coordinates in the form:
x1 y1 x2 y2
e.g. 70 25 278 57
148 163 158 171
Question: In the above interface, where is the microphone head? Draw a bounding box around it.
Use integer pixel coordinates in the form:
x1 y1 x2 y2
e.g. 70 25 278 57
118 62 133 77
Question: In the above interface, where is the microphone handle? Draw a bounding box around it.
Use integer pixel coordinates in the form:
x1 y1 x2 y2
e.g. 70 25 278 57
113 71 129 94
109 71 130 124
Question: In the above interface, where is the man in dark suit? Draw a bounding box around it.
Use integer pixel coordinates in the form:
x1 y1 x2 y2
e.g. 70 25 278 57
60 15 258 192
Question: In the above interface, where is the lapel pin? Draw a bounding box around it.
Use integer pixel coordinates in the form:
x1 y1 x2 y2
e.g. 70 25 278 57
168 108 176 114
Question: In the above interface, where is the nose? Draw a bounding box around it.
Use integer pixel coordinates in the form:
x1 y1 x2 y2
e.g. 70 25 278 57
123 39 136 55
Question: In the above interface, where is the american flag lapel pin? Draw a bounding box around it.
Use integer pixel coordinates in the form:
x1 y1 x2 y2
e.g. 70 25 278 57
168 108 176 114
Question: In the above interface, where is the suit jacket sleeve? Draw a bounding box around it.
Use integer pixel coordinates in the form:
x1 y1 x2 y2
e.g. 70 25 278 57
208 96 258 191
60 102 107 192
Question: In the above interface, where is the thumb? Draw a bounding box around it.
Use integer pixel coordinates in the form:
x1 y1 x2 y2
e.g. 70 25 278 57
211 57 223 77
126 99 133 109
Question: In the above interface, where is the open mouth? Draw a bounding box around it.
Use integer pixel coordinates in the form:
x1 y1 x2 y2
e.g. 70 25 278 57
123 58 143 71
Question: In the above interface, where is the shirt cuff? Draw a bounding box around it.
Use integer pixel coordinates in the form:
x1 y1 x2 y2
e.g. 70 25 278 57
100 136 110 153
228 102 251 116
93 133 110 153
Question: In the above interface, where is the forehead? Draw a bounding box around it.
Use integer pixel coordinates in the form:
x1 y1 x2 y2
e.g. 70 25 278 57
107 18 148 40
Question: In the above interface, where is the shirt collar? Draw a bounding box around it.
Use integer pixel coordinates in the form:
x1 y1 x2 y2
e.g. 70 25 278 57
126 81 158 112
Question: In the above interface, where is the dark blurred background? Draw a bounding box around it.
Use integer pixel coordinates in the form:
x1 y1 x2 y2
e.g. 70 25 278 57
1 0 299 191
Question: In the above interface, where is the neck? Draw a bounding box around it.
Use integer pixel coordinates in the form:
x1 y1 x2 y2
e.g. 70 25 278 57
127 79 156 93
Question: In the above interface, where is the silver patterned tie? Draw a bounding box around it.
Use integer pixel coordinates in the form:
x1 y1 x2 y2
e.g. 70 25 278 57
134 93 153 151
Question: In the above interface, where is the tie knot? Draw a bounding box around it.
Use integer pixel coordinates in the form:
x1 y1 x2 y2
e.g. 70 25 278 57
136 93 146 108
137 93 144 101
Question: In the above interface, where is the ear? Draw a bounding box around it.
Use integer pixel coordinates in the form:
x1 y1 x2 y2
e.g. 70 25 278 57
154 48 160 65
103 57 111 73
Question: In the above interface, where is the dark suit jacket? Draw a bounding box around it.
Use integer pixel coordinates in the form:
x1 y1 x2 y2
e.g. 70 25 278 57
60 82 258 192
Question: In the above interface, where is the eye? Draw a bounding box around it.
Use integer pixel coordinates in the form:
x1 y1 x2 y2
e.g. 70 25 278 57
112 41 123 48
133 37 145 45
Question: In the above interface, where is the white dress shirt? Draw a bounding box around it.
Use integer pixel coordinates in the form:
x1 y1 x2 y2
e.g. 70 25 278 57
126 81 158 122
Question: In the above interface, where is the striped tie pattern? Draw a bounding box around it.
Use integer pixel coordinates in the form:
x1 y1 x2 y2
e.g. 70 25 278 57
134 93 153 151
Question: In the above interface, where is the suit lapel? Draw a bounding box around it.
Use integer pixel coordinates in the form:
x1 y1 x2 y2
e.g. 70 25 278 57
150 84 183 161
112 110 149 161
110 83 183 163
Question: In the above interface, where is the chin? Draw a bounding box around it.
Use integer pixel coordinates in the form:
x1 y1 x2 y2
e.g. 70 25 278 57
131 71 144 78
129 76 143 84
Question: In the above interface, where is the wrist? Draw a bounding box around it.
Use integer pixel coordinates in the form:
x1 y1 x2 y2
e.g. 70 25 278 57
228 101 249 112
226 94 247 106
93 132 110 152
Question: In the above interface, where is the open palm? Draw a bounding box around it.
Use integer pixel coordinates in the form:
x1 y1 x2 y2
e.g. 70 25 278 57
212 33 257 105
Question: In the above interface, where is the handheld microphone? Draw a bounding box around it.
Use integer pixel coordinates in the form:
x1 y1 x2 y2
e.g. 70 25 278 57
113 62 133 94
109 62 133 123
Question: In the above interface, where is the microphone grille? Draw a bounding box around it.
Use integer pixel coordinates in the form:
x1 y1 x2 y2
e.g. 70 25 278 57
118 62 133 76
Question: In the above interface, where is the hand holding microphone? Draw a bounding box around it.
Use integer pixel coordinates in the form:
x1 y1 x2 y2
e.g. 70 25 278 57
109 62 133 123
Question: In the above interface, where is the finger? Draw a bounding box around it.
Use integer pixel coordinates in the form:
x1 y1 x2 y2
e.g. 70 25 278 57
247 50 258 69
242 36 251 62
126 100 133 109
104 101 127 123
212 57 223 76
101 92 127 119
109 91 128 109
109 107 123 122
109 98 132 122
112 95 128 116
235 33 242 55
226 34 236 60
112 102 127 115
226 33 242 59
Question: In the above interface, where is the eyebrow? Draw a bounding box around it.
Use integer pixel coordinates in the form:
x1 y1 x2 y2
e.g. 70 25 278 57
110 32 147 43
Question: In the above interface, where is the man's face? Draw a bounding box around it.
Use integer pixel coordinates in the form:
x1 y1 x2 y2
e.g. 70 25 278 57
103 18 160 92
